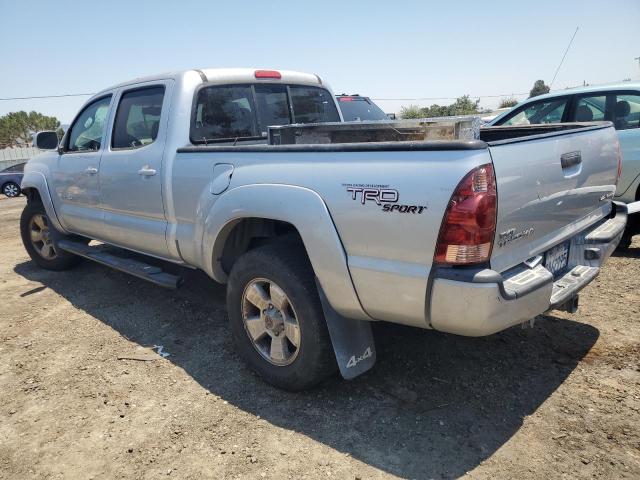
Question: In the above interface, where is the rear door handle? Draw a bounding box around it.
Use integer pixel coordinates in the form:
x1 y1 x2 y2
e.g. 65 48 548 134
138 165 157 177
84 166 98 175
561 151 582 168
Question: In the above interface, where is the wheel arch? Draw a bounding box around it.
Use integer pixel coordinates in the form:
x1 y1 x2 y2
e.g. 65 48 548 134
20 171 68 233
202 184 369 321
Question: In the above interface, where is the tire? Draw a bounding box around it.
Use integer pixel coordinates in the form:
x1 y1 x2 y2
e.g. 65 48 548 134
226 242 337 390
3 182 20 197
20 201 83 271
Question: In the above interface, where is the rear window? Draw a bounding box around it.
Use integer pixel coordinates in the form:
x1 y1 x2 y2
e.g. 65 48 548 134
289 86 340 124
191 84 340 143
337 97 388 121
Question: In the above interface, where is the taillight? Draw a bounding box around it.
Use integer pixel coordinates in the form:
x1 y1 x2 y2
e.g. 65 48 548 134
616 143 622 185
254 70 281 79
338 97 356 102
435 163 497 265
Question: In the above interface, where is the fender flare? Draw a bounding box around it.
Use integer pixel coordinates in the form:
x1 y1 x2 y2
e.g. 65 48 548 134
20 171 68 234
201 183 370 321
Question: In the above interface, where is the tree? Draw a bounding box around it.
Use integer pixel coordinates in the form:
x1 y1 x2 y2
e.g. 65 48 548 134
400 105 423 119
400 96 481 119
498 97 518 109
0 111 63 148
529 80 550 98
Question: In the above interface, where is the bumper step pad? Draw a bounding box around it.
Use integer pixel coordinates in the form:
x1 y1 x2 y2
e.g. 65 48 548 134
550 265 599 307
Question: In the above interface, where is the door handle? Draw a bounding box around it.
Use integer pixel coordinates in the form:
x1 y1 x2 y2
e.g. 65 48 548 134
138 165 157 177
561 151 582 168
84 166 98 175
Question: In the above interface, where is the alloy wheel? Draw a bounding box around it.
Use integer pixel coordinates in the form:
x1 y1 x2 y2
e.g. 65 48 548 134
241 278 301 366
29 213 57 260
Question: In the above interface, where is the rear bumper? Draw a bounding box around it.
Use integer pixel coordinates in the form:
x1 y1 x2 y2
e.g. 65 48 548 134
429 202 627 336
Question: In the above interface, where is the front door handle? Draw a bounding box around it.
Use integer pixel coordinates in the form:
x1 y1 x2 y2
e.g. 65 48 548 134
84 166 98 175
138 165 157 177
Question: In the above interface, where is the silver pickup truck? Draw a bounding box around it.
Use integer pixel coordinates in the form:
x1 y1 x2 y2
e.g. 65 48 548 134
23 68 628 390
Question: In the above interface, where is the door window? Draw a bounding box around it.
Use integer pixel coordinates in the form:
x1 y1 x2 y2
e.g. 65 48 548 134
66 96 112 152
572 95 608 122
112 86 165 149
613 93 640 130
500 98 568 126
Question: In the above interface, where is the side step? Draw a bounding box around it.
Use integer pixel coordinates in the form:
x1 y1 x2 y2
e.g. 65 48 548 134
57 240 183 289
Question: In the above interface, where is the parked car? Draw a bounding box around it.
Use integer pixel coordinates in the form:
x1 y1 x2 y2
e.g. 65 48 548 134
489 83 640 247
1 162 25 197
22 68 626 390
480 107 513 124
336 94 388 121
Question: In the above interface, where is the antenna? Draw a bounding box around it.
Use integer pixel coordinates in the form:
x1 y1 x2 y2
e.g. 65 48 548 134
550 26 579 87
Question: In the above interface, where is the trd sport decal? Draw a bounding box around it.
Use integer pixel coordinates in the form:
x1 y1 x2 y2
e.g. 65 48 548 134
343 183 427 214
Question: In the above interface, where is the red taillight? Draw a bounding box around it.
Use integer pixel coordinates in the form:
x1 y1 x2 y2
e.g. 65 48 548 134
254 70 281 79
338 97 356 102
435 163 497 265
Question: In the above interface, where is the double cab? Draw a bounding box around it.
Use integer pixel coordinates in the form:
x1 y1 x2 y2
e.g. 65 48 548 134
21 68 627 390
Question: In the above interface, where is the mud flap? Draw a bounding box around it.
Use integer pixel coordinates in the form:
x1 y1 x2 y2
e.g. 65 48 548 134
315 280 376 379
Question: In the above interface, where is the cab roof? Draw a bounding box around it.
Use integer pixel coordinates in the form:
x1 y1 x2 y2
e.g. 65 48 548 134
93 68 325 97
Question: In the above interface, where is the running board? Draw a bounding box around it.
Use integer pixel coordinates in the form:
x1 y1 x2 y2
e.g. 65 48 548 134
57 240 183 289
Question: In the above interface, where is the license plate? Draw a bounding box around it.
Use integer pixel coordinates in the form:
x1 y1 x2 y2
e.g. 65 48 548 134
545 242 570 278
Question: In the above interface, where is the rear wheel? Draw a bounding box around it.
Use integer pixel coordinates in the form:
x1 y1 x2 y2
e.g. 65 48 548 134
3 182 20 197
226 242 337 390
20 201 83 270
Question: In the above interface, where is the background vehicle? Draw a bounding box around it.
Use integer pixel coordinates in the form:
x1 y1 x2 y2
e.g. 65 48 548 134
21 68 626 390
0 162 25 197
489 83 640 247
336 94 388 121
480 107 513 124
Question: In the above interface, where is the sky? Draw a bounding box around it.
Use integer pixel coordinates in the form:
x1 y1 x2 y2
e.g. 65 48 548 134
1 0 639 123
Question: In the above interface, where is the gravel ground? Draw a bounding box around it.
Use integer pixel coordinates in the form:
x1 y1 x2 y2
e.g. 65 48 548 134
0 195 639 480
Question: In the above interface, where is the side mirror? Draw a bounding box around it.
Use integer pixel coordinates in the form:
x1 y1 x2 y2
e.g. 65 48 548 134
34 131 59 150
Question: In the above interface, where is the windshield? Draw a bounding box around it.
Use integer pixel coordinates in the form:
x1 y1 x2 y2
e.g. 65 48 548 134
337 97 387 121
191 84 340 143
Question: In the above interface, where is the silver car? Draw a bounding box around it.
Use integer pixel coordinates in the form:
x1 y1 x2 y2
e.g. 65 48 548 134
489 83 640 246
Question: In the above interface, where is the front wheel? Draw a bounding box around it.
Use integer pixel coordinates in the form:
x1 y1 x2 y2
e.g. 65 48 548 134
226 242 337 390
3 182 20 197
20 201 83 271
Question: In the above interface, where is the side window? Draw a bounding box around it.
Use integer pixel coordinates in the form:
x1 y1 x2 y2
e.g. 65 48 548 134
66 96 112 152
289 86 340 123
614 93 640 130
501 98 568 126
573 95 608 122
3 163 25 173
191 85 259 142
112 86 165 149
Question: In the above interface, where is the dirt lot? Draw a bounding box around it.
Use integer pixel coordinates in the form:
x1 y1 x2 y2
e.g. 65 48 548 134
0 195 639 480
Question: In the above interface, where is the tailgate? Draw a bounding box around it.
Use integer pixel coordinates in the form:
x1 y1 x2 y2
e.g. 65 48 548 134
488 124 619 273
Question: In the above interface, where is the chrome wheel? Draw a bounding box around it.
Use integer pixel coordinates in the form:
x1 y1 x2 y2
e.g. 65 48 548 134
241 278 301 366
29 213 57 260
4 183 19 197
